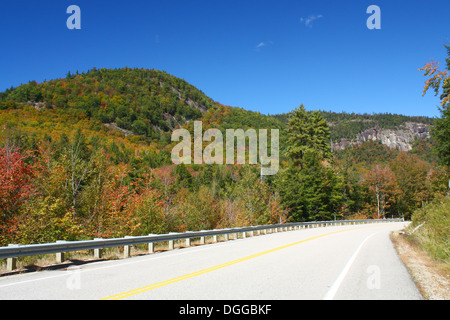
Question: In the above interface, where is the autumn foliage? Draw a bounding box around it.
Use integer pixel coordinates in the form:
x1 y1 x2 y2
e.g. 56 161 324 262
0 115 288 246
0 146 35 243
0 66 448 248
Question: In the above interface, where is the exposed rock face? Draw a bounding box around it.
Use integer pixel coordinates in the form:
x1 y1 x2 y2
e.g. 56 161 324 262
165 82 208 112
104 123 136 137
332 122 431 151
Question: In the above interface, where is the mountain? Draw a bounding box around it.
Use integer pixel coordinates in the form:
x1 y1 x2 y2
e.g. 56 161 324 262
0 68 215 141
0 67 435 158
273 110 434 153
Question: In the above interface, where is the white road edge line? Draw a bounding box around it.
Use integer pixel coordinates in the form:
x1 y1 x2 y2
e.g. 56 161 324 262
323 231 379 300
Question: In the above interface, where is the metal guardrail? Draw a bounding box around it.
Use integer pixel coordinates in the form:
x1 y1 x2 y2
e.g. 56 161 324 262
0 218 403 271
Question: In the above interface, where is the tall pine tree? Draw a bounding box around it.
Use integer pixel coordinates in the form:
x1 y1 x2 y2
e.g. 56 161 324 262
277 105 342 221
285 105 332 168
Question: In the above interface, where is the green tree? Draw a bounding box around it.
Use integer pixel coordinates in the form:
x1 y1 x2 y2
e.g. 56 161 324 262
278 105 340 221
285 105 331 168
226 166 288 225
276 151 342 222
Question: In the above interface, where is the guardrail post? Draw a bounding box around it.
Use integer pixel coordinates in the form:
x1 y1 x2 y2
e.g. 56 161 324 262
200 236 205 244
56 241 66 263
56 252 65 263
148 234 156 253
7 244 18 271
168 232 179 250
94 248 102 259
185 238 191 247
124 238 133 257
124 245 131 258
94 238 102 259
224 233 229 241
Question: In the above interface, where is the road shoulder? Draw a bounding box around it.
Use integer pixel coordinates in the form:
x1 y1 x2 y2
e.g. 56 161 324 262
390 231 450 300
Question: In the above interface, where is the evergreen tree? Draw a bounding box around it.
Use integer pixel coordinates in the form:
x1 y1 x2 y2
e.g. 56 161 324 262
277 105 341 221
285 105 331 168
276 151 342 221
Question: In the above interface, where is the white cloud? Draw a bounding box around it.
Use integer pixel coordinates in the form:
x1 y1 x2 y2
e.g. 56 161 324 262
300 14 323 28
256 41 273 51
256 42 266 48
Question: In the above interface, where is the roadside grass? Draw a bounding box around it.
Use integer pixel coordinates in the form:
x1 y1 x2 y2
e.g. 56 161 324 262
407 195 449 269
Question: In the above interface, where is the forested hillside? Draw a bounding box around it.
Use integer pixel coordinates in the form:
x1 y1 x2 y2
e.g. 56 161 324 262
0 67 448 247
0 68 214 141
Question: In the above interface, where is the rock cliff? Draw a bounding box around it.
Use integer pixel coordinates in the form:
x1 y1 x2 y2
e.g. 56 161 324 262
331 122 431 151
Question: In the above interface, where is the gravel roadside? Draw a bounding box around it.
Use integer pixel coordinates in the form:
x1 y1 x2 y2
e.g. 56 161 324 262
391 231 449 300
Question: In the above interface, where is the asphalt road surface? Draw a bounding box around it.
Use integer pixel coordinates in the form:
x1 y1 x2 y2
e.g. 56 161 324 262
0 222 422 300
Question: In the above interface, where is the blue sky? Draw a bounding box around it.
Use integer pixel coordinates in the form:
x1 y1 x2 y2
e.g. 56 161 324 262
0 0 449 117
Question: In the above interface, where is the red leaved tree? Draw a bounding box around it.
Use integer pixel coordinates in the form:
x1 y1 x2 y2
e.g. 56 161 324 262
0 146 36 243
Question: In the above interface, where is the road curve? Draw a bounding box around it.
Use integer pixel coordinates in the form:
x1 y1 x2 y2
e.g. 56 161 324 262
0 222 422 300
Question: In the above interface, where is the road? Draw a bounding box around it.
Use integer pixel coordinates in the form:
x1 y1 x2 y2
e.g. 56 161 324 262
0 222 422 300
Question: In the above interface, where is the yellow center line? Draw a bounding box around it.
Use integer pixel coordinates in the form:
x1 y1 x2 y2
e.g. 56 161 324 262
101 228 352 300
